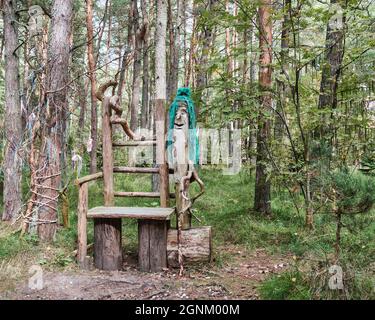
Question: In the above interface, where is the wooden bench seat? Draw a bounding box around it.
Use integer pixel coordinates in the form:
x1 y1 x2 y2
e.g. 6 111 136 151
87 206 175 220
87 206 175 272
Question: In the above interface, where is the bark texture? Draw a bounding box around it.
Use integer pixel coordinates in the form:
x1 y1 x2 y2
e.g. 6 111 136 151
37 0 73 240
254 0 272 215
130 0 142 131
2 0 23 221
86 0 98 173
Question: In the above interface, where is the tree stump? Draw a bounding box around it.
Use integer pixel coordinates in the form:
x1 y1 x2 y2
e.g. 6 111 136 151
167 226 212 268
94 218 122 270
138 220 169 272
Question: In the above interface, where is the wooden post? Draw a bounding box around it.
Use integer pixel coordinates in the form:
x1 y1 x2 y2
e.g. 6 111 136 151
138 219 168 272
155 99 170 208
102 97 114 205
77 182 88 269
94 97 122 270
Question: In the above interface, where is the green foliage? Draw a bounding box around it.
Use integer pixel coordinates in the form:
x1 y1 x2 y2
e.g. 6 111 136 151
51 252 74 267
0 234 36 259
259 270 312 300
360 155 375 174
324 170 375 214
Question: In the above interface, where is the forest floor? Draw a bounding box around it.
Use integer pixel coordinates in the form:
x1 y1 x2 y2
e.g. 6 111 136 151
0 168 374 300
1 245 291 300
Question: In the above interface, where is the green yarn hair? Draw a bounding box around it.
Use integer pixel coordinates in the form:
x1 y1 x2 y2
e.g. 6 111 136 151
167 87 199 165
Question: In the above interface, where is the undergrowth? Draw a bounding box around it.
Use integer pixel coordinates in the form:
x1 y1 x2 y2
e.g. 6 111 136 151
0 166 374 299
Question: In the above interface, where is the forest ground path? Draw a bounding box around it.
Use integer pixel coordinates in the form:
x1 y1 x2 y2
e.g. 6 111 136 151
2 246 291 300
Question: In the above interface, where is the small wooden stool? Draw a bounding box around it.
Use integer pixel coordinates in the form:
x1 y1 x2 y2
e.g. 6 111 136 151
87 206 175 272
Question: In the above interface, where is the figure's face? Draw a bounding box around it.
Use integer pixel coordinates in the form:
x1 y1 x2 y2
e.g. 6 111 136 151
28 5 43 19
174 103 189 130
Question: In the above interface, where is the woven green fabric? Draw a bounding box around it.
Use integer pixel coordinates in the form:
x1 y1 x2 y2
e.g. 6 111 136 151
167 88 199 165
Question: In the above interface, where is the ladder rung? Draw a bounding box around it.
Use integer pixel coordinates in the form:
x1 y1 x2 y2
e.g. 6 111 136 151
113 166 159 174
114 192 176 198
113 140 156 147
114 192 160 198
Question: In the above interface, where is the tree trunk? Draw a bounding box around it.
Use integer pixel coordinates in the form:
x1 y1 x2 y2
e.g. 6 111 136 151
37 0 73 240
105 0 112 74
195 0 217 115
77 79 88 146
274 0 291 141
86 0 98 174
315 0 345 159
2 0 23 221
117 47 129 102
184 0 196 87
141 0 150 129
167 0 182 101
95 0 110 64
130 0 142 131
154 0 169 207
254 0 272 215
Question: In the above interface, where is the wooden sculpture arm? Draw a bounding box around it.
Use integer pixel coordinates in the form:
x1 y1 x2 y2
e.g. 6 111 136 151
180 163 205 204
96 81 144 140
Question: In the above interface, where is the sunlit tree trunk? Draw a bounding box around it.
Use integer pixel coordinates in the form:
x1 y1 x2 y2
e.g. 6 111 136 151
153 0 169 206
86 0 98 173
185 0 196 87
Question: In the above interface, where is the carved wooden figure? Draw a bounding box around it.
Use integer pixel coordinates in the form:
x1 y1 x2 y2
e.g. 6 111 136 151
172 102 192 229
167 88 208 273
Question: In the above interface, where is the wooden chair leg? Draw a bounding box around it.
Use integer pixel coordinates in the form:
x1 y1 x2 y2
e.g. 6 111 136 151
138 220 168 272
94 218 122 271
77 183 88 269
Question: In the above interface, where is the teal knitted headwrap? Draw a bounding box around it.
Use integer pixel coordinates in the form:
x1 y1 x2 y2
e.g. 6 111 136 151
167 88 199 165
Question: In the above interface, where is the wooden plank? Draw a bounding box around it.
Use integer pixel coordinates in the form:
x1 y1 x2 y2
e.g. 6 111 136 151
77 183 88 269
113 140 156 147
113 166 159 174
75 172 103 185
155 98 170 207
88 206 175 220
167 227 212 268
